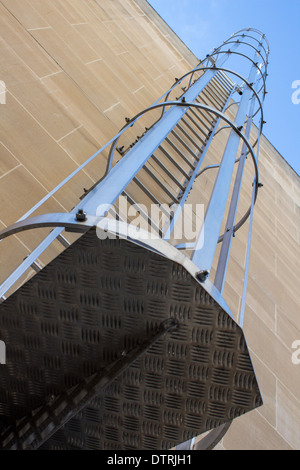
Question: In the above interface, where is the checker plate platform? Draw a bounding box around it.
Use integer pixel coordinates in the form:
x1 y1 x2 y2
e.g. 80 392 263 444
0 228 262 450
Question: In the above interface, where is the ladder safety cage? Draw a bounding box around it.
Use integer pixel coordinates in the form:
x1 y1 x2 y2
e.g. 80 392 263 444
0 28 269 451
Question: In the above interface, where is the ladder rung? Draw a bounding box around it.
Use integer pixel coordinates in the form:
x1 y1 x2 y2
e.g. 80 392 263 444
195 95 214 125
187 108 212 133
176 123 204 153
57 234 71 248
151 154 186 191
108 206 126 222
219 70 234 88
167 133 197 165
202 89 223 111
23 254 43 273
194 98 215 126
132 177 171 218
143 164 179 203
215 73 232 93
157 146 190 178
122 191 162 236
210 76 229 100
215 77 231 97
215 79 231 97
184 112 210 139
204 86 225 109
181 117 207 146
31 261 43 273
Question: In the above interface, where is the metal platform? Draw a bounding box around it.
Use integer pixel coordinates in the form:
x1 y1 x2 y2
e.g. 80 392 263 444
0 227 262 450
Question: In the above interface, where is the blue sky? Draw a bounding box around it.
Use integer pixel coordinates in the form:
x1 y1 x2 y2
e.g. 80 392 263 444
147 0 300 176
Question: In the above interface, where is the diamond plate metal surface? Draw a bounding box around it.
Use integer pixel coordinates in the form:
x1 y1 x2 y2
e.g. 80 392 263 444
0 228 262 450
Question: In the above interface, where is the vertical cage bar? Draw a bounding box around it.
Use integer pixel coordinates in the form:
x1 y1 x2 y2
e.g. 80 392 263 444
214 95 256 292
191 43 264 275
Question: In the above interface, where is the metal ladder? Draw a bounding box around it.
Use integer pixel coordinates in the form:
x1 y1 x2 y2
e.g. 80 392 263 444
120 72 234 239
0 28 269 451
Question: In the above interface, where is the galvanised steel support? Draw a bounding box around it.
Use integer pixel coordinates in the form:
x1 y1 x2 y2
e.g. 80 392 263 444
238 95 266 328
162 87 235 241
214 94 256 293
191 41 264 275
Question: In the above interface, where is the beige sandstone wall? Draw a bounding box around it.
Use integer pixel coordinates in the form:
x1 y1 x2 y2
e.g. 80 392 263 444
0 0 299 450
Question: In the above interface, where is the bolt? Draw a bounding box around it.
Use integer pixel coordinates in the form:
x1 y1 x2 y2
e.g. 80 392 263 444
196 270 210 283
76 209 87 222
117 146 124 155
